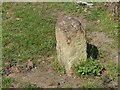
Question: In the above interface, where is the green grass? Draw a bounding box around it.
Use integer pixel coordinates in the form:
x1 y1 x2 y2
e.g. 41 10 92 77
2 3 57 63
107 62 118 78
2 2 84 63
2 77 16 88
21 83 40 89
2 2 118 63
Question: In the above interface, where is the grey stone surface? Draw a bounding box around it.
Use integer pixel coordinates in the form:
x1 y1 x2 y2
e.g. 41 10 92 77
55 15 87 76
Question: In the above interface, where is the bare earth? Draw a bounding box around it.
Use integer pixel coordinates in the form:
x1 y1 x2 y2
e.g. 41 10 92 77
9 59 84 88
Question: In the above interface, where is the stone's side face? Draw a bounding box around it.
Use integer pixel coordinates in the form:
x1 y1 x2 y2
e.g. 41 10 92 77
56 15 87 76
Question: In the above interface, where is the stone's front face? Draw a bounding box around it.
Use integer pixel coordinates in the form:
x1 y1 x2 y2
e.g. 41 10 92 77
56 15 87 76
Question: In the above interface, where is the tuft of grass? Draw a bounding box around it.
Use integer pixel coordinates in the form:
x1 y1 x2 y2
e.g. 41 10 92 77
108 63 118 73
86 8 106 21
51 59 66 74
81 82 99 88
74 58 104 76
107 63 118 77
2 77 16 88
21 83 40 89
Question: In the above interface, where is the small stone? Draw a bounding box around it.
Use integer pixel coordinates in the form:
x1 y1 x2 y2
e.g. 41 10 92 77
42 60 45 64
57 82 60 86
8 73 15 77
62 81 65 84
35 67 37 69
27 59 33 70
16 18 20 21
74 76 76 79
10 66 19 73
97 20 100 23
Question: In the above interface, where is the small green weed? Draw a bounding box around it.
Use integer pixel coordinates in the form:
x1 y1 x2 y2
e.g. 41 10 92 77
75 58 104 76
51 59 65 74
56 65 65 74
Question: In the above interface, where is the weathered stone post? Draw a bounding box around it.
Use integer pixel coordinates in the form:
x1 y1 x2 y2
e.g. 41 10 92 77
55 15 87 76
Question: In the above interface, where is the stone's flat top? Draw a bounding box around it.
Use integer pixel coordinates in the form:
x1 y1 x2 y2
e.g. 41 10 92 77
56 15 85 44
56 15 84 31
56 15 85 34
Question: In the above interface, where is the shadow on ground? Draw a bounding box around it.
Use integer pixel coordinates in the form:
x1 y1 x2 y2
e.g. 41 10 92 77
87 43 99 59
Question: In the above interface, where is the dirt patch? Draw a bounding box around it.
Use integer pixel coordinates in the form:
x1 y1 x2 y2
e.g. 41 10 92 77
90 31 113 47
87 31 118 64
7 58 84 88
